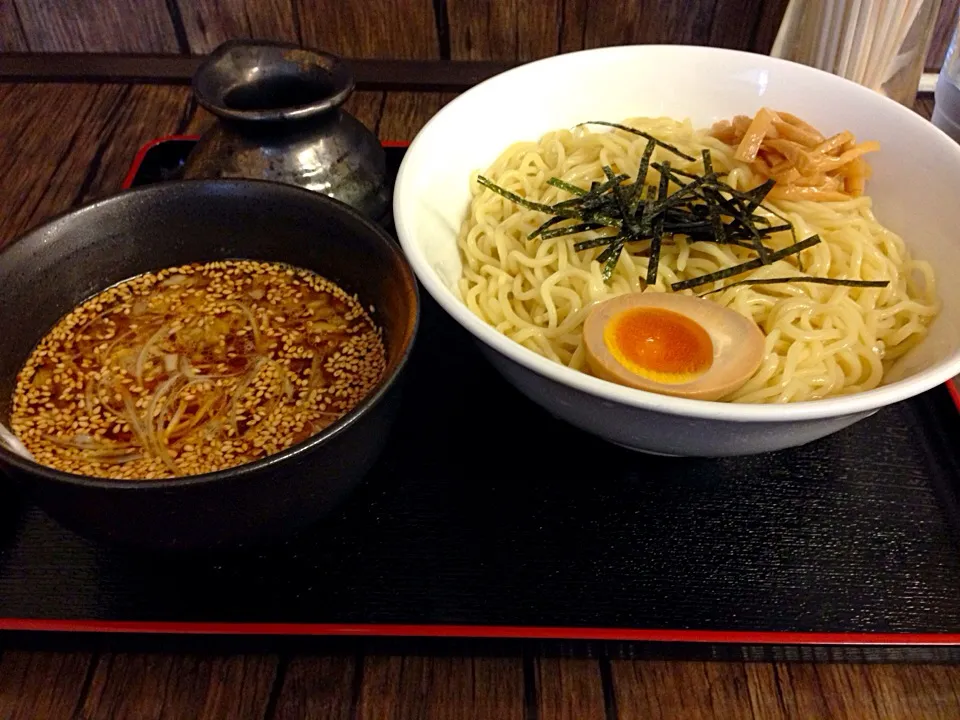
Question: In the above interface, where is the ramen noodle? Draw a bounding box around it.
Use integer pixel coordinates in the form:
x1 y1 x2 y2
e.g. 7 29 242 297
457 115 939 403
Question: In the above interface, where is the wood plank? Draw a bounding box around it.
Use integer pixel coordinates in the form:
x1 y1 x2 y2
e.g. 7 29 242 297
771 664 872 719
759 664 960 720
0 83 112 246
447 0 562 60
0 0 28 51
582 0 720 48
378 91 458 141
535 657 606 720
272 656 357 720
611 661 960 720
0 650 93 720
12 0 179 52
559 0 587 54
709 0 767 50
71 84 195 203
749 0 790 54
79 653 277 720
744 663 790 720
928 0 960 69
296 0 440 59
0 83 198 250
344 90 386 135
868 665 960 719
356 656 525 719
0 81 382 248
611 661 762 720
0 54 513 91
175 0 301 55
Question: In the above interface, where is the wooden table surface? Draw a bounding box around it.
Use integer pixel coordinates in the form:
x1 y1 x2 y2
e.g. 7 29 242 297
1 83 959 719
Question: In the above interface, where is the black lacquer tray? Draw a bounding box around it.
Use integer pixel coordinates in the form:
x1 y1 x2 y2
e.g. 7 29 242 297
2 137 960 662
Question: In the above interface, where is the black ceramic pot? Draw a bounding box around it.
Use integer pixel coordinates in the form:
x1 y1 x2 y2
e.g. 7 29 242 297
0 180 419 550
183 39 390 222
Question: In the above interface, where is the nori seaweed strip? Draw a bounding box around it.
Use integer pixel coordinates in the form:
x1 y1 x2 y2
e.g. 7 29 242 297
646 167 718 216
699 150 729 252
638 139 657 183
743 179 776 214
710 190 773 262
708 181 773 203
759 202 796 238
597 165 641 279
479 176 624 229
726 189 801 265
481 131 816 288
540 222 605 239
575 236 621 251
655 162 782 253
671 235 822 291
584 174 630 201
603 165 638 235
578 193 620 213
552 175 628 210
528 216 566 239
698 276 890 297
546 177 587 196
638 184 658 225
627 139 658 214
646 161 671 285
597 239 622 265
477 175 573 216
754 223 793 236
755 199 802 270
659 165 730 182
700 179 794 242
581 121 697 161
706 183 793 240
557 174 628 199
581 212 624 228
738 179 783 265
597 235 627 280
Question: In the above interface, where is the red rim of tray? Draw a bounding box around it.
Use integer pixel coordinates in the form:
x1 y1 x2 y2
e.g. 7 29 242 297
1 618 960 645
120 134 410 190
5 134 954 646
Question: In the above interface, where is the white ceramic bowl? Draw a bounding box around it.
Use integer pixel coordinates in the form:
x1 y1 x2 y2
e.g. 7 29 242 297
394 45 960 456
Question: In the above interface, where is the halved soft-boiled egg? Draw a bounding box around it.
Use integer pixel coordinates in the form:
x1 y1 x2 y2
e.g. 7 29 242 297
583 292 765 401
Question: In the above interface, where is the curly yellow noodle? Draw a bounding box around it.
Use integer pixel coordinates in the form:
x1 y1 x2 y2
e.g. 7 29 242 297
456 118 940 403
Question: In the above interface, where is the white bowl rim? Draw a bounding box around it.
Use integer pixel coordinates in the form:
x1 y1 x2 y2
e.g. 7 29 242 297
395 44 960 423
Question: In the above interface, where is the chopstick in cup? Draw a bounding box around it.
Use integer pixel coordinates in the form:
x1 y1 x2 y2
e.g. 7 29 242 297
835 0 866 80
863 0 904 89
850 0 884 85
867 0 926 92
815 0 840 70
797 0 823 66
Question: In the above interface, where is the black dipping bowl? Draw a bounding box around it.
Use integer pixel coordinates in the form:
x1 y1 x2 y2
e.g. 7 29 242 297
0 180 419 550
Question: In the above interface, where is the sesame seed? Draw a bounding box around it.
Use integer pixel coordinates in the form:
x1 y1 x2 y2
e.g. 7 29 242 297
10 260 386 480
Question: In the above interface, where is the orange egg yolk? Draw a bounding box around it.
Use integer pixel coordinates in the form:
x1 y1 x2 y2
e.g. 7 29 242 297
603 307 714 384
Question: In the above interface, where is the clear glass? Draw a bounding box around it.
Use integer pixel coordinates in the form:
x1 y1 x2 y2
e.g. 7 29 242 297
941 15 960 80
771 0 943 106
933 19 960 141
